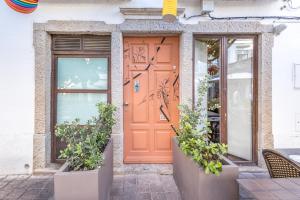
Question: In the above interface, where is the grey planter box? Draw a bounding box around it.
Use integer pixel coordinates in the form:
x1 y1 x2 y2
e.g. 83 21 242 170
54 139 113 200
172 137 239 200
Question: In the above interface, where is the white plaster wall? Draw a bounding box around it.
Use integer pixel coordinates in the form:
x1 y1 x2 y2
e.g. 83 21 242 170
0 0 299 174
0 3 35 174
272 23 300 148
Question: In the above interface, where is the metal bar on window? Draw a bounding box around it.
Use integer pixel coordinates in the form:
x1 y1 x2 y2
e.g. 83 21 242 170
56 89 109 93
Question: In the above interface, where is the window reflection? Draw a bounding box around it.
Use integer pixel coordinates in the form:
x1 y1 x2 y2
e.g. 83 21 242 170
57 93 107 124
57 58 108 90
56 57 109 125
194 37 255 162
195 38 221 143
227 38 253 161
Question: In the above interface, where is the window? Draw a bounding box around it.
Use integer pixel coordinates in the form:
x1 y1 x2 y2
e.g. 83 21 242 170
194 36 257 164
51 35 111 161
56 57 109 124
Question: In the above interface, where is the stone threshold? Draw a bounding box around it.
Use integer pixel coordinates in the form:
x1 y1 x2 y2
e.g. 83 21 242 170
114 164 173 175
33 163 61 175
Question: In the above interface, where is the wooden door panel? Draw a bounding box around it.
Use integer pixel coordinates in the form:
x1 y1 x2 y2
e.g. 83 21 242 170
131 130 150 152
156 44 172 63
154 130 172 152
124 36 179 163
131 44 148 63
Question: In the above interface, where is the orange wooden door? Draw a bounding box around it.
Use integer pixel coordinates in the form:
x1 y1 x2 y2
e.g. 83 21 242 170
123 36 179 163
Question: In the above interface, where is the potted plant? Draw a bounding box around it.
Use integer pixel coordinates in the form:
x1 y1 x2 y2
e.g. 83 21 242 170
54 102 116 200
172 76 239 200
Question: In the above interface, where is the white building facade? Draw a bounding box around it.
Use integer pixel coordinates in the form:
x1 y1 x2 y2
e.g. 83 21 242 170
0 0 299 174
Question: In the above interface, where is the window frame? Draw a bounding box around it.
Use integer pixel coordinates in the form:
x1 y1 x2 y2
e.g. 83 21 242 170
193 34 258 165
51 41 111 163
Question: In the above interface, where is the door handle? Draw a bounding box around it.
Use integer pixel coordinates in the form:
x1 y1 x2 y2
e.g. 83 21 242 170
123 102 129 106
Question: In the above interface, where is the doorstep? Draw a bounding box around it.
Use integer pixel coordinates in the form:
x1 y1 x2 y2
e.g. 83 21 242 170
34 168 59 175
33 163 61 175
114 164 173 175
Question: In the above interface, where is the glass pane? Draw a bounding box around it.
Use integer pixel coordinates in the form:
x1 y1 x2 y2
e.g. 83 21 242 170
57 57 108 90
227 38 253 161
57 93 107 124
194 38 221 143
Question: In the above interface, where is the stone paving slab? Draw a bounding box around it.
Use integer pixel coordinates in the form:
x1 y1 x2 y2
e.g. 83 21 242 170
0 175 53 200
110 174 181 200
238 172 270 200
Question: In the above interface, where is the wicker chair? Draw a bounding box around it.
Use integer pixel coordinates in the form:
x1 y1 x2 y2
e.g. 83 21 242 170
262 149 300 178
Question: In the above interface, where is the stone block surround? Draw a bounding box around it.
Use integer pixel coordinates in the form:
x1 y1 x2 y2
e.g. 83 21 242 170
33 19 274 174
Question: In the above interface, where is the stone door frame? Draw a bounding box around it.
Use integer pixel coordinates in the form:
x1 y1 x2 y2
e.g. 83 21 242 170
33 20 274 173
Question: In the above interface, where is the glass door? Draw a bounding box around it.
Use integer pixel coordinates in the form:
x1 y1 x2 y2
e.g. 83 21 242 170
227 38 254 161
194 36 257 163
194 38 222 143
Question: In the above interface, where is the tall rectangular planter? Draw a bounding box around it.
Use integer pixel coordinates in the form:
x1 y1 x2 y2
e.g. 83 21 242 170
54 139 113 200
172 137 239 200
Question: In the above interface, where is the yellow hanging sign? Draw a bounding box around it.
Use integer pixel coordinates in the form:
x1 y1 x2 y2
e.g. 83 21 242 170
162 0 178 23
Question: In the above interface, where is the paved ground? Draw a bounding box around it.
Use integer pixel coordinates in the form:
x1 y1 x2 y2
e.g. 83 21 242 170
0 171 270 200
238 171 270 200
110 174 181 200
0 175 53 200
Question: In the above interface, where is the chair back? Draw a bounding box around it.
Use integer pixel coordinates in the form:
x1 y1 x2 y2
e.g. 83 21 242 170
262 149 300 178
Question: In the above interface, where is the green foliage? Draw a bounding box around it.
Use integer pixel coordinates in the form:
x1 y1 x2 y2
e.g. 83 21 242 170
55 103 116 171
177 75 228 176
208 98 220 112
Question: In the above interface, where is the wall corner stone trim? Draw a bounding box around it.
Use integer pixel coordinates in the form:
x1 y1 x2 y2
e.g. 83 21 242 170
261 33 274 148
257 32 274 167
180 32 193 106
33 133 51 169
34 29 51 135
111 32 124 170
33 23 46 31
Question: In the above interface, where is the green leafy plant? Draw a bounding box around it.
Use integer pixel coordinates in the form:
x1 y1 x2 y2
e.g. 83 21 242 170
208 97 220 112
177 75 227 176
55 102 116 171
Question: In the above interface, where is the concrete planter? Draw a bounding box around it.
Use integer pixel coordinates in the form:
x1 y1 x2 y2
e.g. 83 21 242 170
54 139 113 200
172 137 239 200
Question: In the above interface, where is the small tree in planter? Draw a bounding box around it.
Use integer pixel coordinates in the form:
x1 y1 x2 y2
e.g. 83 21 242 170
178 75 227 175
173 76 239 200
54 102 116 200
